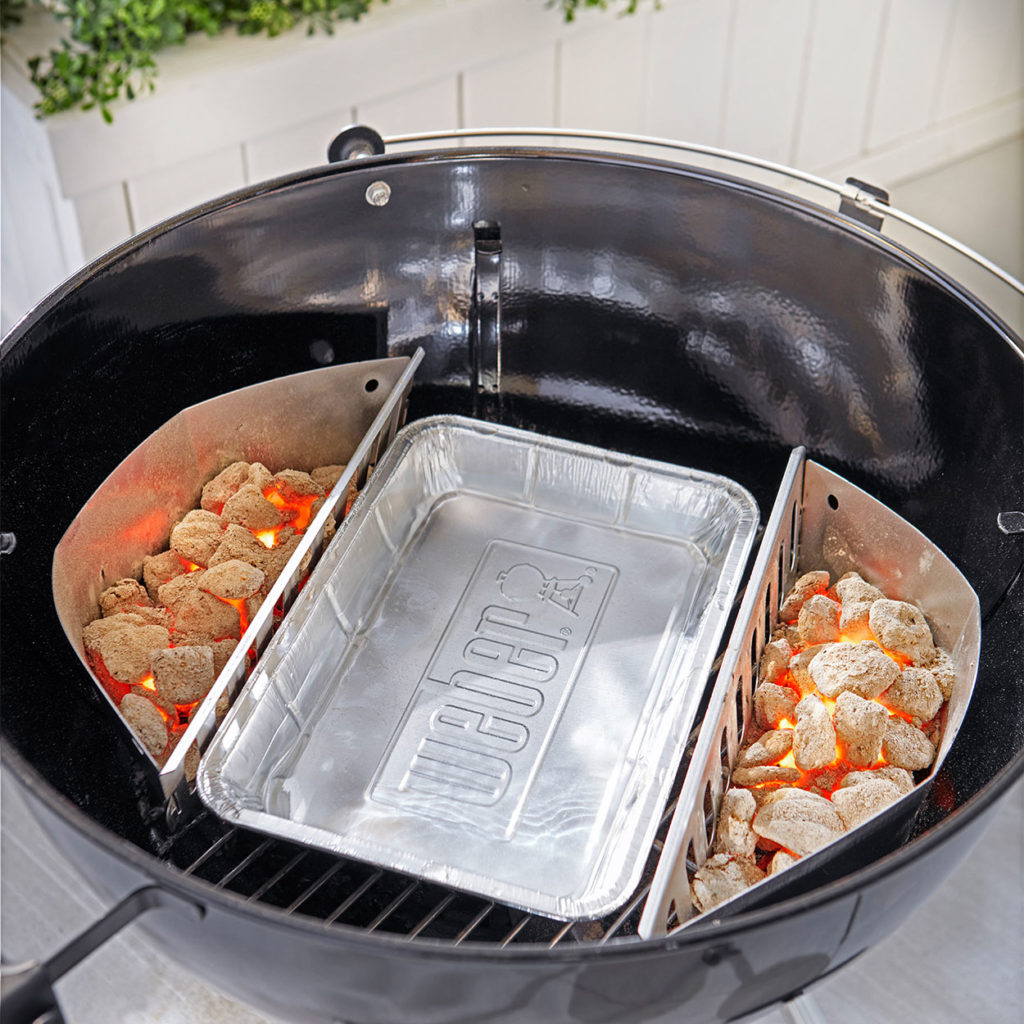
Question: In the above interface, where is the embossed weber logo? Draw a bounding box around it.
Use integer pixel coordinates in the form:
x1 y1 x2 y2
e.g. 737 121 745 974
370 540 618 838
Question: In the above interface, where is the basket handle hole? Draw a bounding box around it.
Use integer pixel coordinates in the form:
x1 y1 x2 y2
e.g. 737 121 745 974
827 493 839 510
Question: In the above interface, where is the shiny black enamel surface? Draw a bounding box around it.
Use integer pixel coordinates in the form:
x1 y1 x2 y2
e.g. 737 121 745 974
2 148 1022 1023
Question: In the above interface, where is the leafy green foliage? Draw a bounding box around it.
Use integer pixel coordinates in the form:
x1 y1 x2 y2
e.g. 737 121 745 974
3 0 380 121
2 0 648 121
1 0 27 29
554 0 647 19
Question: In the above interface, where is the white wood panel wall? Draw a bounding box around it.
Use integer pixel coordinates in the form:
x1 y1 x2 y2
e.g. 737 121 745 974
3 0 1023 333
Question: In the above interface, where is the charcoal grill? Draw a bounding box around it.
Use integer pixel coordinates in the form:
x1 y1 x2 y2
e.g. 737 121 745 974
1 130 1022 1024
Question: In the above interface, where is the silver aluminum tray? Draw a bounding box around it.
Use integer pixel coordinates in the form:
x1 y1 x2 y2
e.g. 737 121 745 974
198 416 758 920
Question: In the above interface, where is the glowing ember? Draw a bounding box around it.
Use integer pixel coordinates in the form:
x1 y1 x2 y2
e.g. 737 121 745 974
264 486 318 532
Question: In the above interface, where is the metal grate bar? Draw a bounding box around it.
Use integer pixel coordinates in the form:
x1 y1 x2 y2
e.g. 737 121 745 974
284 861 344 915
246 851 308 903
324 870 384 926
216 839 273 888
547 921 575 948
498 914 532 948
599 885 652 943
406 894 456 940
366 881 420 933
183 828 237 875
453 902 496 945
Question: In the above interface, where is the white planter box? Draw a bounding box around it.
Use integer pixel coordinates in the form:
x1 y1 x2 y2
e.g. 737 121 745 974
3 0 1022 332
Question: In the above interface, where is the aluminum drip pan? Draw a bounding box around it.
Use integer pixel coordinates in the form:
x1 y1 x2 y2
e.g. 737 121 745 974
198 416 758 920
639 448 982 937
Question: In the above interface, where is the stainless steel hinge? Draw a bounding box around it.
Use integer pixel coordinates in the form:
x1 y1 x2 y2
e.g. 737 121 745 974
839 177 890 231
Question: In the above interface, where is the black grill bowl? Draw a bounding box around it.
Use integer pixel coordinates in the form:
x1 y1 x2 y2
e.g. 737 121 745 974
2 144 1022 1024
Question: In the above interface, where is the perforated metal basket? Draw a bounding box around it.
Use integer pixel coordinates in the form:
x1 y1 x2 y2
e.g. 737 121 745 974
639 447 982 937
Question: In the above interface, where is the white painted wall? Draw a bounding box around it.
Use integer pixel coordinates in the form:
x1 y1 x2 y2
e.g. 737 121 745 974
3 0 1023 333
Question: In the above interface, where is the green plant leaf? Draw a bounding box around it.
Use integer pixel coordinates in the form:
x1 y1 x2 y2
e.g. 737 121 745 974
8 0 645 121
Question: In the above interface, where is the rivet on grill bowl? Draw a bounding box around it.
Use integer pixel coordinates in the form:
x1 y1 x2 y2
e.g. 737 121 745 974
365 180 391 207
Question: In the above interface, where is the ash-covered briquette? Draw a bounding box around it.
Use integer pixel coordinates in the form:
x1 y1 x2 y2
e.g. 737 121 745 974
809 640 899 700
830 778 903 830
119 693 168 757
170 509 225 567
758 637 793 685
692 566 955 916
922 648 957 701
99 578 153 617
221 484 283 532
778 570 830 621
200 461 273 513
713 797 758 861
735 729 793 768
209 522 272 568
833 691 888 768
835 572 885 629
793 694 836 771
690 854 766 913
200 559 265 601
768 850 799 875
209 523 307 589
310 464 347 493
751 790 846 857
788 644 825 696
158 572 241 642
83 619 170 685
882 717 937 771
838 765 914 795
883 666 944 722
273 469 321 499
175 636 240 677
732 764 801 786
151 646 216 706
82 460 349 768
200 461 250 511
797 594 841 646
753 681 797 730
869 598 937 665
93 590 172 629
771 622 802 648
142 549 188 601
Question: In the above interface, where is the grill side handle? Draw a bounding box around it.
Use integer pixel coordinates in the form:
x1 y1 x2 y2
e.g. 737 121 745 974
0 886 203 1024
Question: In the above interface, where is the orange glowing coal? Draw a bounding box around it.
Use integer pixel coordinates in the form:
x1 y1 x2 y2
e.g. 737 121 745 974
212 594 250 636
265 487 318 532
243 486 321 550
754 599 920 785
